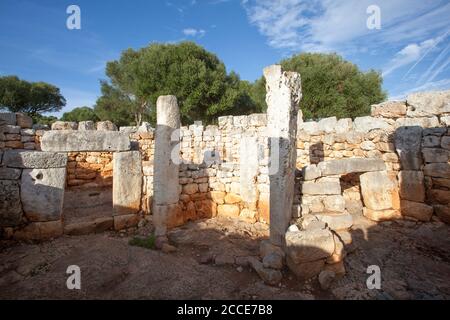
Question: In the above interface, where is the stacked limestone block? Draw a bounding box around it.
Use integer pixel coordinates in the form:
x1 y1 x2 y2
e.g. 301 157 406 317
66 152 113 187
0 112 38 150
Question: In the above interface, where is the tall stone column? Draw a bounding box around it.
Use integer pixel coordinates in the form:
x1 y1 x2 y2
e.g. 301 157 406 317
264 65 302 246
153 95 181 237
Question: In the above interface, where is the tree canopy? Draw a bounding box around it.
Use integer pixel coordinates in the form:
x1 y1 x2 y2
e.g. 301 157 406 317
61 106 99 122
0 76 66 116
251 53 387 120
94 41 257 126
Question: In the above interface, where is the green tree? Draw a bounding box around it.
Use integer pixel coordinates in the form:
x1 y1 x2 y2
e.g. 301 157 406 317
0 76 66 116
32 114 58 127
61 106 99 122
95 41 256 125
251 53 387 119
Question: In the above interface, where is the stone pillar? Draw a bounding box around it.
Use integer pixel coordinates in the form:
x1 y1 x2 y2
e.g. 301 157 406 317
264 65 302 246
153 95 181 237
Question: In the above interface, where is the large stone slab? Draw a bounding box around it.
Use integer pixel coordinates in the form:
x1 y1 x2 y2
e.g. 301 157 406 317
0 180 22 227
113 151 142 216
360 171 397 211
0 167 21 180
285 229 335 264
265 65 301 246
2 150 67 168
0 112 16 125
406 90 450 117
240 135 259 203
21 168 66 222
302 181 341 195
401 200 433 222
318 158 386 176
371 101 407 118
398 170 425 202
395 126 423 170
423 163 450 179
40 131 130 152
354 116 391 133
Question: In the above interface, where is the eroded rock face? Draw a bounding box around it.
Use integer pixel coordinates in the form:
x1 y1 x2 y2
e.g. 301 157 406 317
2 150 67 169
113 151 142 216
0 180 22 227
400 200 433 222
317 158 386 176
285 229 335 264
20 168 66 222
406 90 450 117
395 126 423 170
371 101 407 118
96 121 118 131
398 171 425 202
51 121 78 130
360 171 397 211
41 131 130 152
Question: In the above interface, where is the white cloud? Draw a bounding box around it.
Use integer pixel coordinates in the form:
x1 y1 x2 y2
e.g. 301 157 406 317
382 37 442 77
242 0 450 53
183 28 206 37
389 78 450 100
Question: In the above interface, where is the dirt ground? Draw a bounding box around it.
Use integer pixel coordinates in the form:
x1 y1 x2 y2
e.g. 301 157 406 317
1 215 449 300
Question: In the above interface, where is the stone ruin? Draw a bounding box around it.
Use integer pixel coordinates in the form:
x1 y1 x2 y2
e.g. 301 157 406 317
1 65 449 285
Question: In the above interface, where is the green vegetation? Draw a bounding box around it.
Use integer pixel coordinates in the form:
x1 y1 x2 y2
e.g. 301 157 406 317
0 75 66 116
94 41 258 126
251 53 387 120
61 106 99 122
129 235 156 249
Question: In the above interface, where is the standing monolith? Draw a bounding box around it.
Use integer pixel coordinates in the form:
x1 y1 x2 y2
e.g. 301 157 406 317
153 95 181 238
264 65 302 246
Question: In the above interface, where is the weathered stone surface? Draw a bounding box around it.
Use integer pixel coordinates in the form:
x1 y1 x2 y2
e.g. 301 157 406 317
0 167 21 180
434 205 450 224
224 193 241 204
395 126 423 170
315 212 353 230
371 101 407 118
285 229 335 264
249 257 283 286
302 181 341 195
354 116 391 133
259 239 285 258
441 116 450 126
96 121 118 131
15 113 33 128
432 178 450 189
398 171 425 202
262 252 284 270
64 217 113 235
318 158 385 176
51 121 77 130
303 164 321 180
78 121 95 131
2 125 20 134
422 148 449 163
360 171 397 211
400 200 433 222
442 136 450 150
323 195 346 212
424 163 450 179
248 113 267 126
264 64 301 246
209 191 226 204
240 135 259 203
427 189 450 205
21 168 66 222
41 131 130 152
113 214 140 230
286 256 325 280
406 90 450 117
0 180 22 227
2 150 67 168
13 221 63 240
300 121 322 135
422 135 441 148
319 270 336 290
395 116 439 128
113 151 142 216
335 118 353 134
217 204 240 218
363 208 401 221
318 117 337 133
0 112 16 125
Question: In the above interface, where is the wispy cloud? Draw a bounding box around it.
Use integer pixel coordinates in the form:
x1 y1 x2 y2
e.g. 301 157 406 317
390 78 450 100
183 28 206 37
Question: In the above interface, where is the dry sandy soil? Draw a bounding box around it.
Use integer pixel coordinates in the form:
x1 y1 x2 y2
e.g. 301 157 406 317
1 215 449 300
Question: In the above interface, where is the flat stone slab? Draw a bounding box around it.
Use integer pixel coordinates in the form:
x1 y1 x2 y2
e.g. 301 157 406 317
285 228 335 264
302 181 341 195
2 150 67 168
317 158 386 176
21 168 66 222
0 112 16 125
113 151 142 216
40 130 130 152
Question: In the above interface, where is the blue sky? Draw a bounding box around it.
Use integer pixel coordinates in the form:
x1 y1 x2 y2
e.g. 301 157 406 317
0 0 449 117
